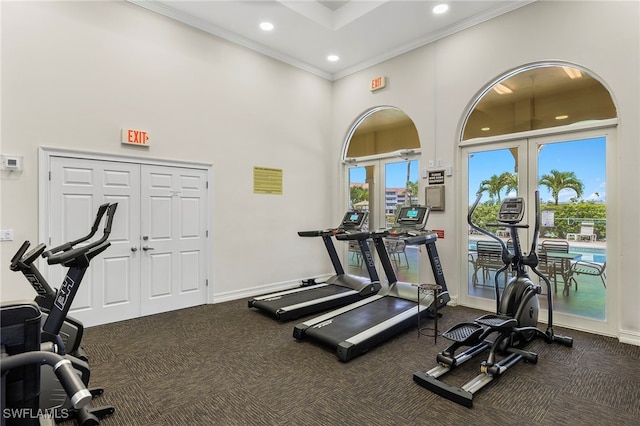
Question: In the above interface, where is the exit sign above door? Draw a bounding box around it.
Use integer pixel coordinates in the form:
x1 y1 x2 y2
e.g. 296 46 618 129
122 128 150 146
370 76 387 92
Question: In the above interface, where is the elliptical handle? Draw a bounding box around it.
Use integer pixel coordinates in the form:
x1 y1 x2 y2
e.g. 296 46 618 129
529 190 541 256
467 192 508 252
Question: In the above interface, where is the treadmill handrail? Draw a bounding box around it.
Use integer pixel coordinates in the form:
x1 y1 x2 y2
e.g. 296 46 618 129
404 233 437 246
335 231 371 241
298 228 336 237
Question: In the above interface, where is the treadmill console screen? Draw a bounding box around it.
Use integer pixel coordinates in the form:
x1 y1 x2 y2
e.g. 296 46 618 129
340 211 368 230
396 206 429 225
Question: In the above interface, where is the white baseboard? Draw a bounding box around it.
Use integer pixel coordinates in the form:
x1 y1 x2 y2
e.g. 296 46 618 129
619 329 640 346
212 274 333 304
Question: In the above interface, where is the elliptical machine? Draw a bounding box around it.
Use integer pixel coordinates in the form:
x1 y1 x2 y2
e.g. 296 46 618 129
413 191 573 408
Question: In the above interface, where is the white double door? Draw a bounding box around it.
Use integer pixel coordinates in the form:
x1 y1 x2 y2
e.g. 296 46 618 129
46 156 208 326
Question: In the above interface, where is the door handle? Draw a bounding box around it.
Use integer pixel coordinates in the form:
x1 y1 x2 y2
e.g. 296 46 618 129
142 246 155 251
131 246 138 252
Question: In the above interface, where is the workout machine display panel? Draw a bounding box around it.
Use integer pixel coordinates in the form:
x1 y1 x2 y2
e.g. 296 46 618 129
387 206 430 234
497 197 525 224
340 211 367 230
397 206 429 225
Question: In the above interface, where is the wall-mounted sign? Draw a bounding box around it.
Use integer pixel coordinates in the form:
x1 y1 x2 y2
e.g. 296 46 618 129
370 76 387 92
428 170 445 185
122 128 150 146
253 166 283 195
433 229 445 239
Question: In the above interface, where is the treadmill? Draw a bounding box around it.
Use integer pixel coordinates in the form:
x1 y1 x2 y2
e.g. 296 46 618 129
248 211 382 321
293 206 450 362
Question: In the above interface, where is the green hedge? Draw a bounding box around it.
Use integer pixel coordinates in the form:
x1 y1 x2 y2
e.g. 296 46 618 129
470 201 606 241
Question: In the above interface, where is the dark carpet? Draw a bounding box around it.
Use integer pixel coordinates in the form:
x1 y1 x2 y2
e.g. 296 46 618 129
64 299 640 425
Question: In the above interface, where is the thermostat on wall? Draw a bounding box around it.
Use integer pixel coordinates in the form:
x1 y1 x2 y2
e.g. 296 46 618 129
1 155 23 171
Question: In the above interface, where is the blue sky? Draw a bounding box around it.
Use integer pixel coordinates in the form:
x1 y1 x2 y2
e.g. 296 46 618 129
349 136 606 204
469 136 606 203
349 160 419 188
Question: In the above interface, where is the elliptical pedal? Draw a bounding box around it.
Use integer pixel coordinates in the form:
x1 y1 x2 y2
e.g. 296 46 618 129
475 314 517 330
442 323 483 344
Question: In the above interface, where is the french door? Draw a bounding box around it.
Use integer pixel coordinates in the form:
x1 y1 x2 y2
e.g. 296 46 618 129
346 156 420 284
44 155 209 326
460 128 614 335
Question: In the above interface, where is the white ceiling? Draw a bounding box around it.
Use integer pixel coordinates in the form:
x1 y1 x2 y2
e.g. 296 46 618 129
128 0 535 80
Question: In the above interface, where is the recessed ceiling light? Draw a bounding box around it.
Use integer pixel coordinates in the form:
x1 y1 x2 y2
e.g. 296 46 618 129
493 83 513 95
481 127 491 131
259 22 274 31
561 66 582 79
433 4 449 14
327 55 340 62
555 115 569 120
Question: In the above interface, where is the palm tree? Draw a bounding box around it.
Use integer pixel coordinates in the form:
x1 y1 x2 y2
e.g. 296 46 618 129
539 169 584 205
350 184 369 208
479 172 518 202
402 181 419 205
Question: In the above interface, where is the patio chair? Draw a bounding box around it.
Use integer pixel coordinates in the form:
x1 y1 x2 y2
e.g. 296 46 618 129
567 222 597 242
539 240 570 294
385 238 409 269
569 261 607 290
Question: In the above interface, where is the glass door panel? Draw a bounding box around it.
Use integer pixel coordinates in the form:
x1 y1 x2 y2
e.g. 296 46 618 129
535 136 607 321
347 165 372 278
465 145 524 303
384 159 419 283
461 132 610 333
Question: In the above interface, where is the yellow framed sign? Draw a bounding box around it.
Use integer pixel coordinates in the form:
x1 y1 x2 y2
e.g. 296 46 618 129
253 166 283 195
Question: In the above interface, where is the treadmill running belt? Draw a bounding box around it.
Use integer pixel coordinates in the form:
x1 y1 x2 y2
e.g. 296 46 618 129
251 285 357 315
305 296 416 347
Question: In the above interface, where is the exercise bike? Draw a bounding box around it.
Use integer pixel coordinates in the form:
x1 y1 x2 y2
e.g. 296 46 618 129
413 191 573 408
10 203 114 360
8 203 118 425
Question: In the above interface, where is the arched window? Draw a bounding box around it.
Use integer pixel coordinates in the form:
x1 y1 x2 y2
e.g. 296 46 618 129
460 63 617 336
462 64 616 140
342 106 421 282
343 107 419 159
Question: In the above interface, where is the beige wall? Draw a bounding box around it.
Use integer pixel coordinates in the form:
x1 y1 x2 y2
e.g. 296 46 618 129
0 1 333 301
332 0 639 342
1 1 638 343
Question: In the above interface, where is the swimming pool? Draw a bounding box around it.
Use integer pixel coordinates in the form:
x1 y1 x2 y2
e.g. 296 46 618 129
468 240 606 263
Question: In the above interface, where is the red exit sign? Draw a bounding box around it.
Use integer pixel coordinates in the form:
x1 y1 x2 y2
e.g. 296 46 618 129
370 76 387 92
121 128 150 146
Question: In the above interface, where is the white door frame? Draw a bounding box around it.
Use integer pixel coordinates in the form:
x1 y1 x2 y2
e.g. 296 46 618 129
38 147 213 305
458 124 618 337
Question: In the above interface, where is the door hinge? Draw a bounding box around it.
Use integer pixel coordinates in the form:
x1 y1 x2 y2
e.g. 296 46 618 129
206 230 209 237
206 279 209 287
49 171 51 181
206 181 209 189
